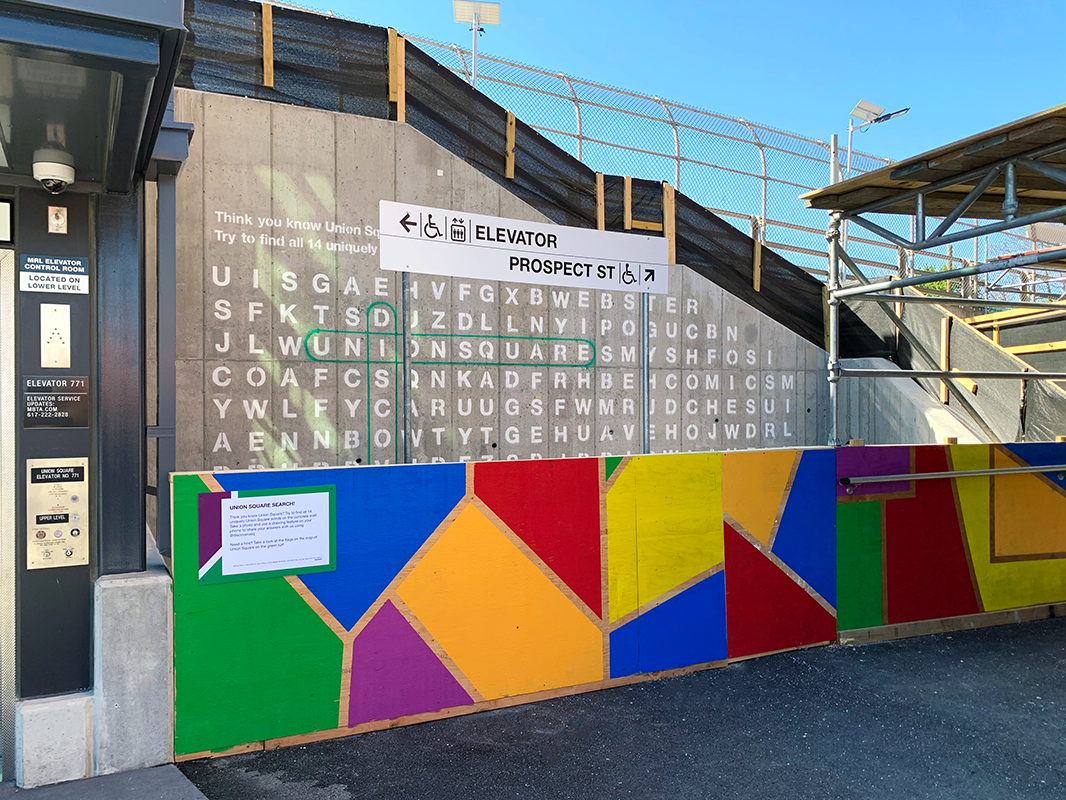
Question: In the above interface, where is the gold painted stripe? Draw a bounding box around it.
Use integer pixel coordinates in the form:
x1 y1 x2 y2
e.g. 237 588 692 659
765 451 800 550
337 638 353 729
346 496 470 640
389 593 485 703
603 455 633 493
728 516 836 618
285 576 347 639
469 497 604 630
201 474 224 493
608 563 723 632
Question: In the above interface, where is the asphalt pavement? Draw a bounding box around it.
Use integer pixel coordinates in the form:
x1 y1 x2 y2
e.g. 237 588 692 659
175 617 1065 800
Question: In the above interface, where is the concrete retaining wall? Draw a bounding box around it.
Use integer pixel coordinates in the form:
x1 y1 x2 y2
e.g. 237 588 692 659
172 89 832 470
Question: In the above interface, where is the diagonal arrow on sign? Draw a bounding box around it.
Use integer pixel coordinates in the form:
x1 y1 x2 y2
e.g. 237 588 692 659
644 268 656 283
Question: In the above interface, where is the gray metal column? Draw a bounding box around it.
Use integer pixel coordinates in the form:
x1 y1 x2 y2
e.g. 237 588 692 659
826 212 842 446
0 248 16 778
96 188 146 575
154 176 177 556
401 272 412 463
641 292 650 454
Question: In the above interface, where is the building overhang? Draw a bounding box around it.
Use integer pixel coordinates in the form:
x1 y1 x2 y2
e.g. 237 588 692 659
0 0 186 194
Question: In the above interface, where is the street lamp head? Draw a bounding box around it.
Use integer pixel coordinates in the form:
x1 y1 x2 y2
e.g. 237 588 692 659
850 100 885 124
871 107 910 125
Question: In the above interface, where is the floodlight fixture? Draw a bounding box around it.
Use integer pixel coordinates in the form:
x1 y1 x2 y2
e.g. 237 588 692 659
850 100 884 124
453 2 500 89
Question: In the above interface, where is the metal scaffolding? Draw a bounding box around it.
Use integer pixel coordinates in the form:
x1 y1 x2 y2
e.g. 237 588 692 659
806 106 1066 445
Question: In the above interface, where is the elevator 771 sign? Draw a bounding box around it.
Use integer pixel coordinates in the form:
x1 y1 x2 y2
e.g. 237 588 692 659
379 199 669 294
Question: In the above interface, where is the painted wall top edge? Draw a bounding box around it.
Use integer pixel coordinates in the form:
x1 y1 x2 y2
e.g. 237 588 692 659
168 441 1058 480
169 445 846 479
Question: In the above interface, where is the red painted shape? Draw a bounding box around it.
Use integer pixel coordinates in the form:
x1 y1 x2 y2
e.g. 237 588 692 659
475 459 602 617
883 446 979 624
725 523 837 659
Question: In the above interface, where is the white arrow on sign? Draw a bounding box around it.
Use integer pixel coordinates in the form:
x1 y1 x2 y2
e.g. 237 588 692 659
379 199 669 294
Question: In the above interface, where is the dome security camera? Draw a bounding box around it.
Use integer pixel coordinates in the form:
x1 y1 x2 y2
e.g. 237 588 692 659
32 147 75 194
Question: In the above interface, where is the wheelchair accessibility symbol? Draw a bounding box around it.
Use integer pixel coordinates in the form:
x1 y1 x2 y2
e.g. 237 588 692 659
621 263 638 285
423 214 443 239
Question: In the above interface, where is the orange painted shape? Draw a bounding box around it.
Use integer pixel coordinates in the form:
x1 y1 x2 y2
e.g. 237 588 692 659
722 451 797 546
992 448 1066 558
395 504 603 701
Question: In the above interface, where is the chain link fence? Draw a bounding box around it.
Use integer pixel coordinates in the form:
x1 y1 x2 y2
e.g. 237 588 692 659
408 35 1065 304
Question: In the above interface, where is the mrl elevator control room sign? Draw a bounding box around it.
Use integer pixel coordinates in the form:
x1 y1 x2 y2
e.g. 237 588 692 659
19 254 89 294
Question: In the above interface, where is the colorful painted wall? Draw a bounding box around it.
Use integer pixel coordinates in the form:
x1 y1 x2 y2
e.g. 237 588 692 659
172 449 838 757
172 443 1065 758
836 443 1066 630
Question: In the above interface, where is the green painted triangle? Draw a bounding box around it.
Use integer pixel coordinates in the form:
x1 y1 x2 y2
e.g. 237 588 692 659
605 457 624 482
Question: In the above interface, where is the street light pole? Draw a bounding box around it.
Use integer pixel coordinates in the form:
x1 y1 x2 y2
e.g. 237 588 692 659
453 2 500 89
471 8 478 88
841 102 909 246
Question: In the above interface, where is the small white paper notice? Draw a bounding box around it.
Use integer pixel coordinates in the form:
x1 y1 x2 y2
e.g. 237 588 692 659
221 491 331 576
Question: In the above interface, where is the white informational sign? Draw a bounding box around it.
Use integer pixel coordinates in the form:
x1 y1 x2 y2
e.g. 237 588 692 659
19 254 88 294
221 490 332 576
379 199 669 294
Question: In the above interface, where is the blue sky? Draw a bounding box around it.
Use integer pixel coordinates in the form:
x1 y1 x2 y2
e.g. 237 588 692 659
307 0 1064 165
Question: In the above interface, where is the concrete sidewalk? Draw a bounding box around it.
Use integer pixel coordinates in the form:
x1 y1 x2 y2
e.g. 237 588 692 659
4 619 1061 798
0 766 205 799
178 617 1065 800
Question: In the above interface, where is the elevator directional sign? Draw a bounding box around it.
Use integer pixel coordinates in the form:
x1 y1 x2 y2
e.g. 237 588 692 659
379 200 669 293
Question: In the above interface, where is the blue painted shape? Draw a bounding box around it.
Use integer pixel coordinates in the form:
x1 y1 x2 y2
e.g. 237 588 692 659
770 449 837 608
609 617 640 679
216 464 467 630
636 571 727 674
1003 443 1066 489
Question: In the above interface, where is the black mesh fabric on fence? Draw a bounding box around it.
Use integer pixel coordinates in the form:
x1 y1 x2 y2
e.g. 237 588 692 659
174 0 903 354
179 0 389 118
405 44 508 188
674 193 825 344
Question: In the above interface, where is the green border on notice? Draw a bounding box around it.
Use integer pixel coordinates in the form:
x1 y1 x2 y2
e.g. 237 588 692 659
199 485 337 585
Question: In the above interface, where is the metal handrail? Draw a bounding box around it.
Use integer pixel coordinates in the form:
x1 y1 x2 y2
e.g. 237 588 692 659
838 368 1066 380
840 463 1066 486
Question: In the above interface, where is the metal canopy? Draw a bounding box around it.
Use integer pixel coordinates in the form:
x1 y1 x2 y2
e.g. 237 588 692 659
0 0 186 194
811 106 1066 446
803 104 1066 219
803 105 1066 252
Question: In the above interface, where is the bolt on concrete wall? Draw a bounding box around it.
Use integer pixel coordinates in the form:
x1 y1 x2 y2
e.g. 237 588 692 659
173 89 829 471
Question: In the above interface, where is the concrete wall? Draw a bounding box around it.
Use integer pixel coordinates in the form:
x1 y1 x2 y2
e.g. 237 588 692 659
171 89 981 468
838 358 985 445
172 89 830 471
12 533 172 788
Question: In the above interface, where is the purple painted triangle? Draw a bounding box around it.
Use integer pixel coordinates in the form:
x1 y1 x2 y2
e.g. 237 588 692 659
348 600 473 727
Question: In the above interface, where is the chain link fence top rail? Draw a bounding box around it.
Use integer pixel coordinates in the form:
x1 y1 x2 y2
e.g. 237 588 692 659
409 34 1066 304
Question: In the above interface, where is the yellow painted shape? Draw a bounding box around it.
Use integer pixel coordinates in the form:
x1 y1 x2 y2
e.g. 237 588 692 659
606 460 639 623
992 448 1066 557
722 450 797 546
951 445 1066 611
395 503 603 700
606 454 723 622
